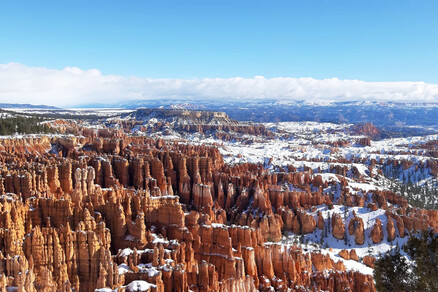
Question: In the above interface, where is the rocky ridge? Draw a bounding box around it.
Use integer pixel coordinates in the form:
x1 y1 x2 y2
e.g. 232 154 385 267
116 108 273 141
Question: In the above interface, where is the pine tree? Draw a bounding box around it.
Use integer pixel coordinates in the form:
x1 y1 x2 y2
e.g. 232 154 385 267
404 229 438 291
374 246 411 292
375 229 438 292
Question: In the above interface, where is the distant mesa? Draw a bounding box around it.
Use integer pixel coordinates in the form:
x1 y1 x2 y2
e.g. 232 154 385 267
123 108 229 120
117 108 274 140
349 122 381 140
0 102 60 110
2 100 438 138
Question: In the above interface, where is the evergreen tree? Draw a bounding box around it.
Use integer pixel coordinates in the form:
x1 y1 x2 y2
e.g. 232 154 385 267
0 116 55 135
404 229 438 291
375 229 438 292
374 246 411 292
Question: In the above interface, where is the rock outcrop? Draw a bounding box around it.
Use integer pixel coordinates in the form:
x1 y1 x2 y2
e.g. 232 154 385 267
371 218 384 244
3 127 436 292
348 214 365 245
332 214 345 240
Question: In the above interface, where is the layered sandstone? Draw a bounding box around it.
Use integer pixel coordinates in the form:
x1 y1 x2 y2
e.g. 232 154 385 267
2 129 435 292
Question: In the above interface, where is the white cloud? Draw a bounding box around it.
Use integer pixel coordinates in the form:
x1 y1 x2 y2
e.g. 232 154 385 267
0 62 437 107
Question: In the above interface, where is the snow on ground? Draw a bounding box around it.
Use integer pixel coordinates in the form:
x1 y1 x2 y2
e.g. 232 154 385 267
119 247 134 257
94 120 436 285
217 130 438 170
265 121 352 133
4 116 434 281
9 107 135 117
148 119 436 206
0 112 16 118
177 121 433 275
276 203 409 275
126 280 157 291
118 263 130 274
211 122 438 197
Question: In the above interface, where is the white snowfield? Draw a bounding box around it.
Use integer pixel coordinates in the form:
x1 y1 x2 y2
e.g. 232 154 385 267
171 121 435 275
281 204 410 276
9 107 135 117
144 119 436 204
126 281 157 291
218 122 438 167
215 122 437 198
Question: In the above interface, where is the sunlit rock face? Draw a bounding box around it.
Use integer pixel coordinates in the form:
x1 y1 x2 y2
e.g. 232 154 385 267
0 113 436 291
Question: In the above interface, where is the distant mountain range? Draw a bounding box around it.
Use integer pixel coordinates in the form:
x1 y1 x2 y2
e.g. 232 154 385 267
2 100 438 135
102 99 438 133
0 103 59 109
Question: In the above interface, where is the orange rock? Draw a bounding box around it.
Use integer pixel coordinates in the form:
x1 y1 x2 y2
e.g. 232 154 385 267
386 216 396 242
350 249 359 261
338 249 350 260
363 255 376 268
331 214 345 240
371 218 384 244
298 210 316 234
348 216 365 245
0 131 396 292
317 212 324 230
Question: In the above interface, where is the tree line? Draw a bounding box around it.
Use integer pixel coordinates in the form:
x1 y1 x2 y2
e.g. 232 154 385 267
0 116 56 135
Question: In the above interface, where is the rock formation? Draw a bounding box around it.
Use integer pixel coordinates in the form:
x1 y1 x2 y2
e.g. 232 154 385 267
1 124 435 292
371 218 384 244
332 214 345 240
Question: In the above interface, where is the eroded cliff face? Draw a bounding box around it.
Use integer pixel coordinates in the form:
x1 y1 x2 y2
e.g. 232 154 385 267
117 108 274 141
0 129 436 292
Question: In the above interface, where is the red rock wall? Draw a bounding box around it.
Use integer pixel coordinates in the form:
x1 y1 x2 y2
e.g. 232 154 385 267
1 134 434 291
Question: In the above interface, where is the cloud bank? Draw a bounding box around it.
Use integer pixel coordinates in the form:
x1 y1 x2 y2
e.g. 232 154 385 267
0 62 437 107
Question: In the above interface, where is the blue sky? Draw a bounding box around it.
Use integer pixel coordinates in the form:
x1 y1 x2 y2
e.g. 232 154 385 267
1 1 438 106
1 0 437 82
